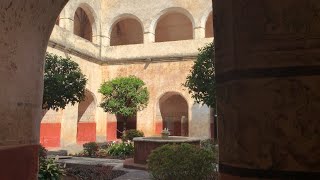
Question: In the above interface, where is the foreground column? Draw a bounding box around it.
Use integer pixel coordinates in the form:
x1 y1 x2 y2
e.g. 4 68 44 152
0 1 67 179
215 0 320 179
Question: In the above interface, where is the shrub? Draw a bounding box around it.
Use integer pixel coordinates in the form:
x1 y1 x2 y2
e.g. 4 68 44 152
74 150 89 157
96 149 109 158
121 129 144 141
83 142 99 157
107 142 134 159
38 158 64 180
147 143 217 180
98 142 112 150
201 139 218 152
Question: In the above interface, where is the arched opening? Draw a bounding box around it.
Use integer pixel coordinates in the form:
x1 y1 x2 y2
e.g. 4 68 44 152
74 7 93 42
159 92 189 136
77 90 96 144
40 109 63 149
205 12 214 38
110 18 143 46
155 12 193 42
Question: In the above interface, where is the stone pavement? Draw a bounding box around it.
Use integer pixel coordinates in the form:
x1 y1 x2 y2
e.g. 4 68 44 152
57 157 151 180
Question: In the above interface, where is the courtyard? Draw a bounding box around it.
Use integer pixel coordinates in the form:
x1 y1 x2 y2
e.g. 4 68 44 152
0 0 319 180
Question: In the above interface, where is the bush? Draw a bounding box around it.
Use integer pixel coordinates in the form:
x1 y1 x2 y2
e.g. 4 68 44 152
96 149 109 158
107 142 134 159
83 142 99 157
201 139 218 152
121 129 144 141
98 142 112 150
147 143 217 180
38 158 64 180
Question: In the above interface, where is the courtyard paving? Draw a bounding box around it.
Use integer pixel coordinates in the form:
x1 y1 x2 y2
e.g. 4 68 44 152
57 157 151 180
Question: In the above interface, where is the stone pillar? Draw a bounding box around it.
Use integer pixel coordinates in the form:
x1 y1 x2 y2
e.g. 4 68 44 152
99 35 111 47
216 0 320 179
0 0 67 179
194 27 205 39
95 108 107 142
144 32 155 43
59 17 74 32
60 104 78 149
106 114 118 141
190 103 211 138
59 4 74 32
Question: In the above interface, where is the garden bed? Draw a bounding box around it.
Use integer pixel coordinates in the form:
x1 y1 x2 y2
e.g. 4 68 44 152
63 164 126 180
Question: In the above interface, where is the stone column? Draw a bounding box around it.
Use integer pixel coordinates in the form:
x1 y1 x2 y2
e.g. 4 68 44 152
144 32 155 43
216 0 320 179
190 104 211 138
0 0 67 179
194 27 205 39
60 104 78 149
95 108 107 143
59 4 74 32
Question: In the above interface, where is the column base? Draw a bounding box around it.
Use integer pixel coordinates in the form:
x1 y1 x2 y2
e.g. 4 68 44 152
0 145 39 180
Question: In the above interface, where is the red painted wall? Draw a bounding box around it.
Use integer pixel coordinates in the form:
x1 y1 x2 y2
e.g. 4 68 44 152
77 122 96 144
107 121 117 141
40 123 61 148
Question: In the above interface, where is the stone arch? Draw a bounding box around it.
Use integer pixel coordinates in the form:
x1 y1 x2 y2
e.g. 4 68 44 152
109 14 144 46
73 4 96 42
150 7 195 42
156 92 189 136
77 90 97 144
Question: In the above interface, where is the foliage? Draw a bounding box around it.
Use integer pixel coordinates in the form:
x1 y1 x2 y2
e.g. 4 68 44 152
38 158 65 180
83 142 99 157
99 75 149 129
98 142 112 150
121 129 144 141
183 42 215 107
96 148 109 158
107 141 134 159
147 143 217 180
43 53 87 111
39 144 48 159
201 139 218 152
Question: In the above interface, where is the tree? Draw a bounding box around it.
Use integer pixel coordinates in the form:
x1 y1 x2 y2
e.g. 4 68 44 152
99 76 149 130
43 53 87 111
183 42 215 108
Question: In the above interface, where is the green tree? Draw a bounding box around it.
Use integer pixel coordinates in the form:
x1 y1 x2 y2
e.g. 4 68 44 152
183 42 215 108
99 76 149 130
43 53 87 110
